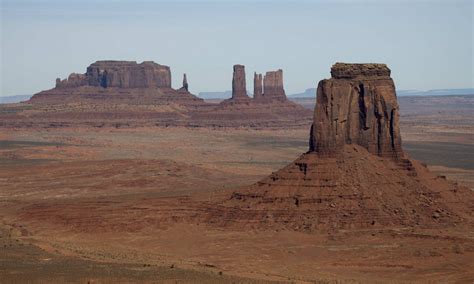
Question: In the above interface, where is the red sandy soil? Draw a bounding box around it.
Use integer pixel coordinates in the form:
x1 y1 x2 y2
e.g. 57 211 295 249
1 126 473 283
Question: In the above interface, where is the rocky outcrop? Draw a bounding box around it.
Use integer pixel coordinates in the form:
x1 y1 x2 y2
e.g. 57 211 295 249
231 65 249 100
56 73 87 88
182 73 189 92
309 63 403 159
263 69 286 101
177 73 189 93
216 62 474 231
253 72 263 99
218 65 312 124
55 61 171 89
25 61 312 128
29 60 207 108
229 67 288 102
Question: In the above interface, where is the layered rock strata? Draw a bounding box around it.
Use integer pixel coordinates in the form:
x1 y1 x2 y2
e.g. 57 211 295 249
219 65 312 123
18 61 313 128
215 62 474 231
309 63 402 159
29 61 205 108
331 62 391 79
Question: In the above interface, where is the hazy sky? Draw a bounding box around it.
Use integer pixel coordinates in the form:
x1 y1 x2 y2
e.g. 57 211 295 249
1 0 473 96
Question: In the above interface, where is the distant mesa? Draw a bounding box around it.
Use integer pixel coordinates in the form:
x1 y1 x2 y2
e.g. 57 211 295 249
288 88 317 98
0 95 32 104
198 91 233 99
12 60 313 128
30 60 203 106
55 60 172 89
33 61 301 107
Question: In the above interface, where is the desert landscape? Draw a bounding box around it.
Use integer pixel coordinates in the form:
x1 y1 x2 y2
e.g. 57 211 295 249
1 61 473 283
2 1 473 283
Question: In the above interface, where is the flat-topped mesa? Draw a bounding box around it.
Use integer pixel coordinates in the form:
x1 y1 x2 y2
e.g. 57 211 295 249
263 69 286 101
253 72 263 99
55 60 172 89
231 64 249 100
309 62 403 159
330 62 391 79
87 61 171 88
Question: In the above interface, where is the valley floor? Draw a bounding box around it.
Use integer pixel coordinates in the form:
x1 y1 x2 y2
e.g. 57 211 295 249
1 98 473 283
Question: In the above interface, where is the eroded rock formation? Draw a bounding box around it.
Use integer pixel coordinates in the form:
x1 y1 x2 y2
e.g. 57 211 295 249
25 61 313 128
29 60 206 108
56 73 87 88
182 73 189 92
177 73 189 93
218 65 312 124
231 64 249 100
309 63 403 159
253 72 263 99
263 69 286 101
55 61 171 89
216 62 474 231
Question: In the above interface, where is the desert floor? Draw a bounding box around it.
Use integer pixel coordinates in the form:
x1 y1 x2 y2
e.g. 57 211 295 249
1 96 473 283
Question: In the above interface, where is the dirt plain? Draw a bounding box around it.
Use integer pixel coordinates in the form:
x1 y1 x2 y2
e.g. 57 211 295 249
0 95 473 283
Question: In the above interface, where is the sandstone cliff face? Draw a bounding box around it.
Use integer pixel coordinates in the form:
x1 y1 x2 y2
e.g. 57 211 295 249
253 72 263 99
232 64 249 100
55 61 171 89
86 61 171 88
309 63 403 159
263 69 286 101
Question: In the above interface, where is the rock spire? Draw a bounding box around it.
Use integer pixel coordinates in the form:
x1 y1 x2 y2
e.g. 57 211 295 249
182 73 189 91
253 72 263 99
231 64 248 100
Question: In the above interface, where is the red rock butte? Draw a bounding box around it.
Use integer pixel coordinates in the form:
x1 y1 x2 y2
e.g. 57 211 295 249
310 63 403 159
207 62 474 231
262 69 286 101
56 60 172 89
31 60 202 106
231 64 249 100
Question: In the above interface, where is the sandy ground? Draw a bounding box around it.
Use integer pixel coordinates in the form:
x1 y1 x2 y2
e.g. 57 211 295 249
1 96 473 283
1 124 473 283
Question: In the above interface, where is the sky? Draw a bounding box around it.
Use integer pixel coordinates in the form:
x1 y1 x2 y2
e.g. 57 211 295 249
1 0 473 96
